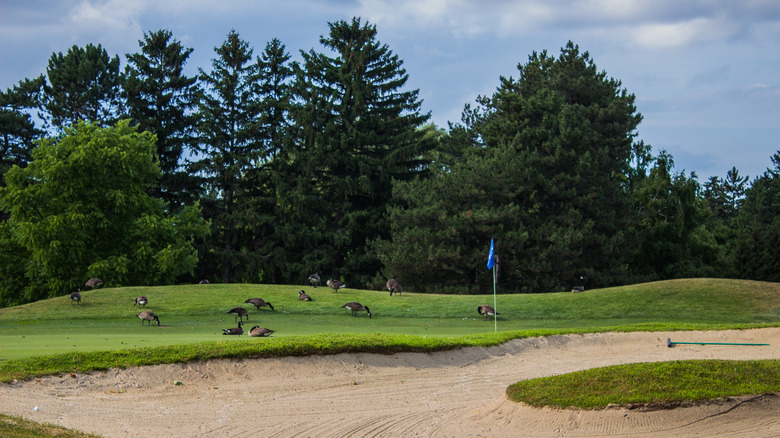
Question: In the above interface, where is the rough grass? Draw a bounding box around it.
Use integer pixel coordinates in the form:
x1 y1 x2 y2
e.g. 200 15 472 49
507 359 780 409
0 413 100 438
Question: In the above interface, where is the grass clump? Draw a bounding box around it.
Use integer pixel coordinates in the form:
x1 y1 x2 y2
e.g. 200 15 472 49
507 359 780 409
0 413 100 438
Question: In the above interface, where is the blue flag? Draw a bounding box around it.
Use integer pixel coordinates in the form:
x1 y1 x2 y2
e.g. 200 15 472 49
487 238 495 269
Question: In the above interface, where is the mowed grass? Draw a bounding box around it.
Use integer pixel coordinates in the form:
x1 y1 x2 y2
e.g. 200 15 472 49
2 278 777 363
1 278 779 415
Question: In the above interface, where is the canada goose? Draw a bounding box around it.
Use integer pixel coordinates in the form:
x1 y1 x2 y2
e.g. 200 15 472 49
84 278 104 289
223 321 244 336
199 279 209 284
70 290 81 304
307 273 320 288
248 325 275 337
386 278 402 296
298 290 312 301
327 278 345 291
244 298 274 311
227 307 249 322
572 276 586 293
138 310 160 326
477 305 497 320
134 296 148 307
341 302 371 318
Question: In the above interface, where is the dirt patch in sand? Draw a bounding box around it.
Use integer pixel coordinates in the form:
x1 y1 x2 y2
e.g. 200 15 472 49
2 328 779 437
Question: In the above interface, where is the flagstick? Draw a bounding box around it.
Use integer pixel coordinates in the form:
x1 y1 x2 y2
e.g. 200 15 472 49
492 262 497 332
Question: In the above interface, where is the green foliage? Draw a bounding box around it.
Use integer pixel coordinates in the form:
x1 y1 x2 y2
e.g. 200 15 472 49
507 360 780 409
0 121 209 302
630 152 717 279
123 29 201 210
194 30 265 283
731 151 780 281
42 43 124 129
279 17 434 287
0 76 46 184
380 42 641 292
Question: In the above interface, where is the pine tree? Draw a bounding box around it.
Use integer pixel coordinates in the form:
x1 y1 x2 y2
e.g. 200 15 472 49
285 17 433 287
731 151 780 281
124 29 200 210
1 76 46 185
379 42 645 292
42 44 124 129
194 30 263 283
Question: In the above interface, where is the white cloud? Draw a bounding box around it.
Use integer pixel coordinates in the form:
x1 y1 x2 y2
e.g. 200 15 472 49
630 17 741 48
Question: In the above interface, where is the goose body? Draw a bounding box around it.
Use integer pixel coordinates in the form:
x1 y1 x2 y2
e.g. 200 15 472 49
223 321 244 336
341 302 371 318
85 278 104 289
298 290 312 301
386 278 402 296
138 310 160 326
307 273 320 288
248 326 275 337
244 298 274 311
227 307 249 322
571 286 585 293
70 291 81 304
199 279 209 284
477 305 497 320
327 278 345 291
134 296 148 307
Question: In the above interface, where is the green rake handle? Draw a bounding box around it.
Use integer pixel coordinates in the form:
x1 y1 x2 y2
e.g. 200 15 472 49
667 338 769 348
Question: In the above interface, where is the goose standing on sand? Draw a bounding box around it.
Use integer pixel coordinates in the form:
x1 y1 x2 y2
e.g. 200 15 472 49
70 290 81 304
386 278 402 296
308 273 320 288
248 326 275 337
298 290 312 301
244 298 274 311
223 321 244 336
327 278 345 292
341 302 371 318
227 307 249 322
134 296 148 307
477 305 497 321
138 310 160 326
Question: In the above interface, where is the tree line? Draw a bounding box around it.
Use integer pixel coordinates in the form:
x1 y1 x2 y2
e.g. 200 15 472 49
1 18 778 305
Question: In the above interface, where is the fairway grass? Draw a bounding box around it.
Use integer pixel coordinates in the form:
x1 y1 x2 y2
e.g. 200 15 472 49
1 278 779 411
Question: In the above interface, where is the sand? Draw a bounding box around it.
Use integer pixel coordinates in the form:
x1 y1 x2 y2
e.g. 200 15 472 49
2 328 779 437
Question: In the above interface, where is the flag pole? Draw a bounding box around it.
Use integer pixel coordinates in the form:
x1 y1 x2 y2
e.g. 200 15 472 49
492 259 497 332
487 238 497 333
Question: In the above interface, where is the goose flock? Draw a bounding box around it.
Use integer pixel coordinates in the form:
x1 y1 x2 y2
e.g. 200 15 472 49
69 276 500 341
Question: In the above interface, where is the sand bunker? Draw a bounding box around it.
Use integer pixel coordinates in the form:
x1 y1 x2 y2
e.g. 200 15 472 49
2 328 779 437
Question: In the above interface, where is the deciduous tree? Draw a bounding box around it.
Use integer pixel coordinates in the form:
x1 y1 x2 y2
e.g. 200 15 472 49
0 121 208 303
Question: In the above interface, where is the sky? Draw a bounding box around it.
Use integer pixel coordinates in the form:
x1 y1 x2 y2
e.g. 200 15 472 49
1 0 779 181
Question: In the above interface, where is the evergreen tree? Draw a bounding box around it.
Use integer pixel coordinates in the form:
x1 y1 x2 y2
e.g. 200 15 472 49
731 151 780 281
124 29 201 210
42 43 124 129
194 30 263 283
285 17 433 287
247 38 294 283
0 76 46 186
380 42 643 292
630 152 716 279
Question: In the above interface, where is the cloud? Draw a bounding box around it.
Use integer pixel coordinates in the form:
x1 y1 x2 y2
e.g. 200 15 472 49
630 17 743 48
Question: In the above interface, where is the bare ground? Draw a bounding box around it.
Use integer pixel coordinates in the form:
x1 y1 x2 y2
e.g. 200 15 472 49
2 328 779 437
